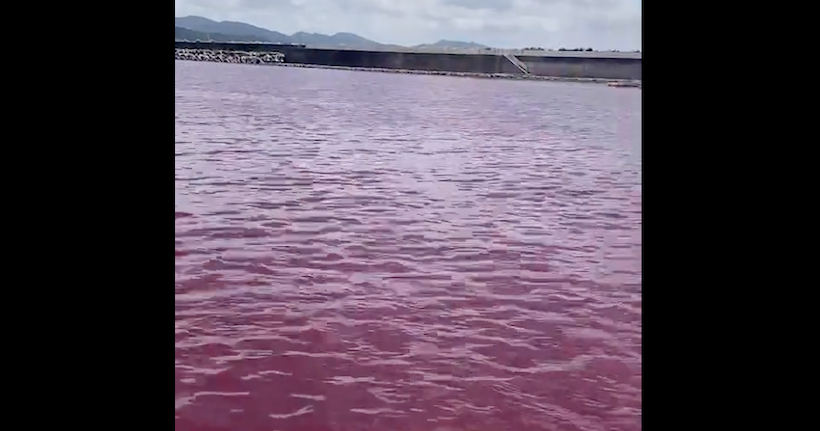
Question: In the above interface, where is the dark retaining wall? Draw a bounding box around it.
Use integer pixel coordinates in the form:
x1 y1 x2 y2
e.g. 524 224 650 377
517 55 641 80
175 41 641 80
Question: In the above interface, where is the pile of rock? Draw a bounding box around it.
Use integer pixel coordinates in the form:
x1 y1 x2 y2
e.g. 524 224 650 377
175 49 285 65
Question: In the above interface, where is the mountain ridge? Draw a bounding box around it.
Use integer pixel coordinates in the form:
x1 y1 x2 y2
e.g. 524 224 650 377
175 16 490 50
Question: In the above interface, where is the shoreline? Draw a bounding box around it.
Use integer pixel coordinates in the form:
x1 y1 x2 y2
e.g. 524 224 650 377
173 50 641 87
265 62 640 86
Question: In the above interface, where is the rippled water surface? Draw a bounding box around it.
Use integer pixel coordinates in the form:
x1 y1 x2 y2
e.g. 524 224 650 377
175 61 642 431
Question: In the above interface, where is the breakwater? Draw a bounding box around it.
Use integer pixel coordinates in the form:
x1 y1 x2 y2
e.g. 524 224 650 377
175 48 284 64
174 41 641 82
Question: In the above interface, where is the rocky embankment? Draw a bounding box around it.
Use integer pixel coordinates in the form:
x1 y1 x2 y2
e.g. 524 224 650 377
174 48 640 86
175 48 284 64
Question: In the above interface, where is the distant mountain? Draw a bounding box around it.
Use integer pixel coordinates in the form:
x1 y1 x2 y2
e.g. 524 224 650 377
414 40 489 50
175 16 383 48
174 16 492 50
175 16 292 43
175 26 264 43
290 31 388 50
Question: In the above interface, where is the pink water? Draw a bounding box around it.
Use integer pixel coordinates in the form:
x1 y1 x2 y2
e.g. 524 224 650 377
175 61 642 431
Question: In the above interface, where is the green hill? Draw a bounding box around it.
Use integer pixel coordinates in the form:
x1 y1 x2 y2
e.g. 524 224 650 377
175 26 265 42
174 16 490 50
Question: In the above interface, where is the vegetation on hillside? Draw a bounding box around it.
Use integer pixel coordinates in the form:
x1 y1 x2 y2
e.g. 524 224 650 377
175 16 485 50
175 26 264 42
175 16 641 53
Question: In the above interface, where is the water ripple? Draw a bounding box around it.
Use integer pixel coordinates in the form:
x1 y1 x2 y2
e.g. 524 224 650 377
176 61 641 431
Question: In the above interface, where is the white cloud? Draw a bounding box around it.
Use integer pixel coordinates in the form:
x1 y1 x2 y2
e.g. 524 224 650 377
174 0 641 50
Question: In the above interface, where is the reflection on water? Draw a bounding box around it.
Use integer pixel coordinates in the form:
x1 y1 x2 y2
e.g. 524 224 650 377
175 61 641 431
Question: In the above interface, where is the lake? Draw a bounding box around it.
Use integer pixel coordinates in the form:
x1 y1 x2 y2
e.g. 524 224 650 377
175 61 642 431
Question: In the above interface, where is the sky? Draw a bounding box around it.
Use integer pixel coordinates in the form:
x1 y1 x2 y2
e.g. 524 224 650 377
174 0 641 51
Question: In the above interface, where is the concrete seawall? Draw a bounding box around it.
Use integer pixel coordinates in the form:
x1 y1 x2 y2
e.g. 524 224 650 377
517 55 640 80
174 41 641 81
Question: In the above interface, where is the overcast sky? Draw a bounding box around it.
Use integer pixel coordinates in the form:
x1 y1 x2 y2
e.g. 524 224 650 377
174 0 641 50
